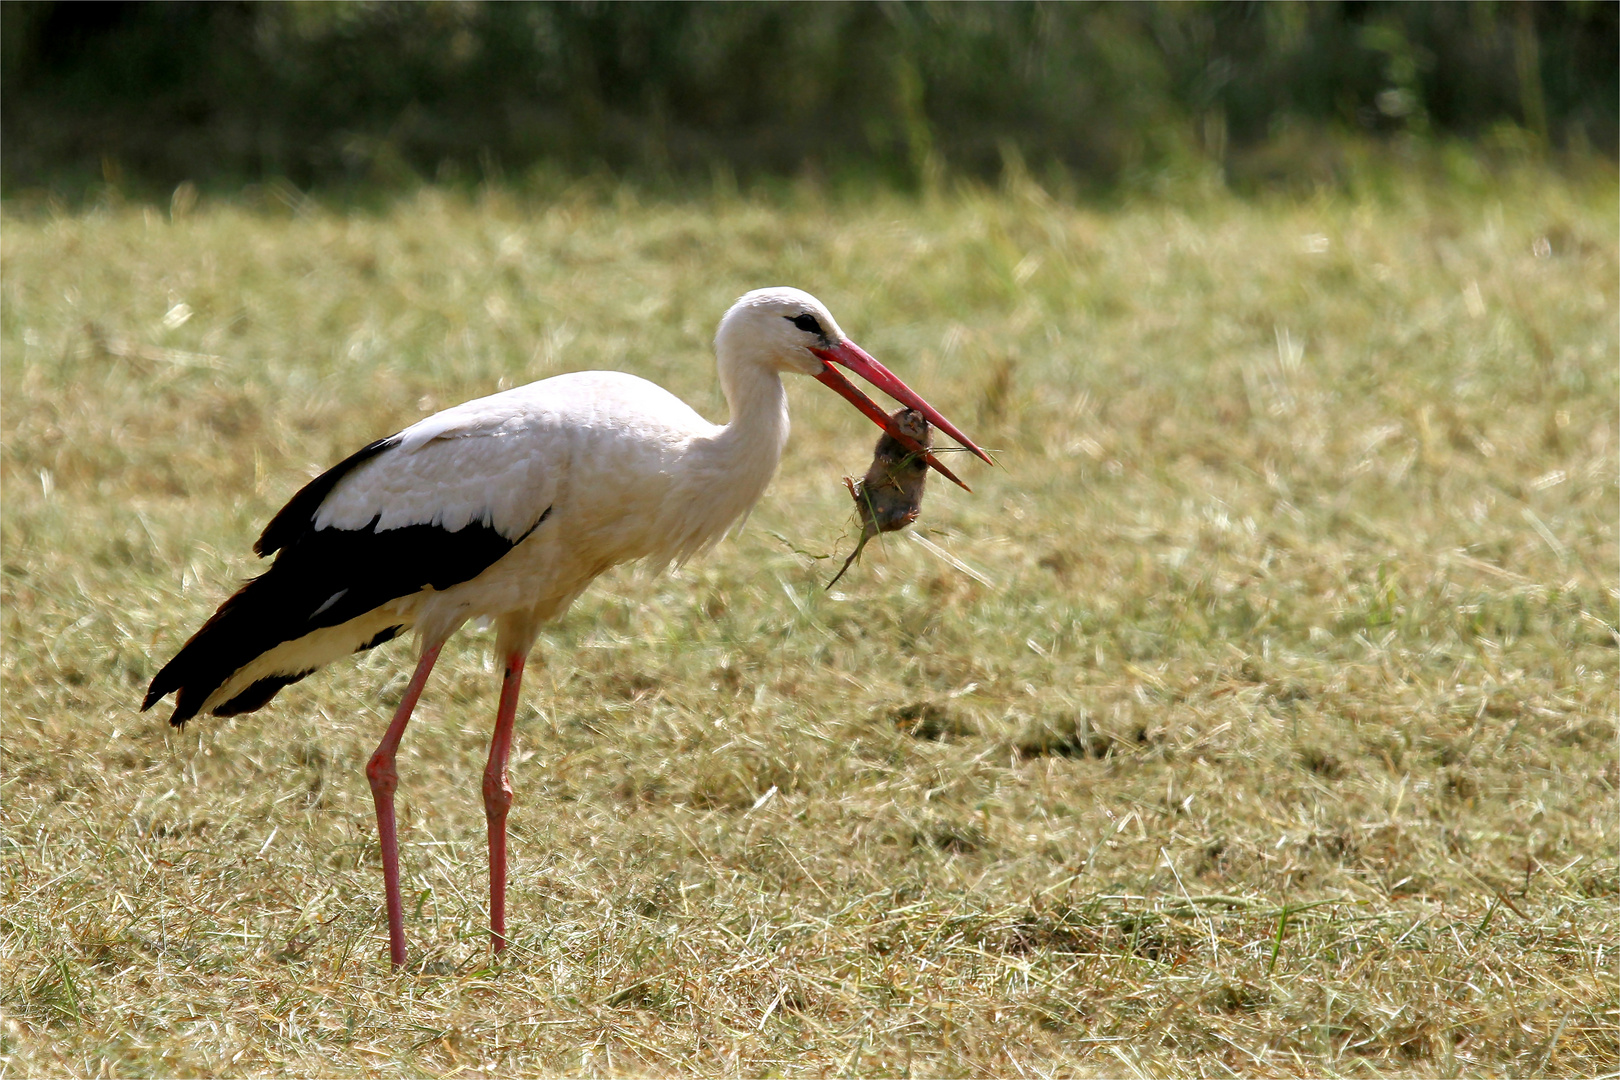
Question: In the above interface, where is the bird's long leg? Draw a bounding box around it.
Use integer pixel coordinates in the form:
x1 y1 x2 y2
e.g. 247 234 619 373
483 651 526 954
366 643 442 968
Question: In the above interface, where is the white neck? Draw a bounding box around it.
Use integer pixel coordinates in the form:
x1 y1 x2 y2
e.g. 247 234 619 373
708 343 791 507
661 346 791 563
715 343 790 458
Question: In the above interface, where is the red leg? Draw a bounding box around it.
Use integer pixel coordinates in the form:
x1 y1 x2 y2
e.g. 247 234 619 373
366 643 442 969
483 651 525 954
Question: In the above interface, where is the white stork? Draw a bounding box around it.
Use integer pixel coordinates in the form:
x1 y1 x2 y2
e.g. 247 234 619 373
142 287 990 967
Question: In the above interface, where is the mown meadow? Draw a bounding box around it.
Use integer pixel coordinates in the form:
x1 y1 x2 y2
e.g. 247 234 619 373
3 164 1616 1075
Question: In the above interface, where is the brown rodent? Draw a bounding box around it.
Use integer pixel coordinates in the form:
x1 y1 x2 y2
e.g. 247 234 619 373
827 408 930 589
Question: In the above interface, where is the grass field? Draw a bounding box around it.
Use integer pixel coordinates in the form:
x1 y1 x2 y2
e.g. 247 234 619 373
3 166 1617 1076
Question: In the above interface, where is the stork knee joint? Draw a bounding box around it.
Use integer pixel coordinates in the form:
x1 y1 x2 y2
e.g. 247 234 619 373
482 772 513 815
366 754 397 797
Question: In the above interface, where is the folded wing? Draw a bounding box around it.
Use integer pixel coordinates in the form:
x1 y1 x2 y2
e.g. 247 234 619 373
143 395 560 724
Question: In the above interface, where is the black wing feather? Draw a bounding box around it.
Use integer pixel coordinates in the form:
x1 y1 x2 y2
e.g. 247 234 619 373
144 429 552 725
254 434 400 558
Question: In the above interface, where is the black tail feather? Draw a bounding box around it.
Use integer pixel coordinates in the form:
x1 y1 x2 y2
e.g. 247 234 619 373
146 424 542 724
144 513 527 723
142 571 297 725
214 670 316 716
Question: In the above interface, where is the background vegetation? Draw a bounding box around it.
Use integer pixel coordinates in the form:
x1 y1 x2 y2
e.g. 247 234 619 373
3 1 1616 200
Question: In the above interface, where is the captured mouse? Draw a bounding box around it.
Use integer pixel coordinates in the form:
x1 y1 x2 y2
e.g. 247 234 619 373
827 408 931 589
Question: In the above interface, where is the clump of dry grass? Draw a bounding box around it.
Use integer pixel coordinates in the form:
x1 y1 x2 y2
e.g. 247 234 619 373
3 166 1616 1076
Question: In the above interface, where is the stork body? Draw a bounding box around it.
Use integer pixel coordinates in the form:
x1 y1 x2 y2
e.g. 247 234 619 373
143 288 989 967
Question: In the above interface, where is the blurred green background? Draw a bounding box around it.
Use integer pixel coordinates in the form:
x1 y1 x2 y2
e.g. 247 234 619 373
3 0 1615 202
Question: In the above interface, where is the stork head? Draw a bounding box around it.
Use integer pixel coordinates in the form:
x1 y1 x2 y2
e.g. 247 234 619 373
717 287 992 489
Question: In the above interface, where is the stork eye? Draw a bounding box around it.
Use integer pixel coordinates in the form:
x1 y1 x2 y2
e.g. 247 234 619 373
787 313 824 336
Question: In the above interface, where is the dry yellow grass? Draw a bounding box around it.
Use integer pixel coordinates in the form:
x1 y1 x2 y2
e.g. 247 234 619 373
3 167 1616 1076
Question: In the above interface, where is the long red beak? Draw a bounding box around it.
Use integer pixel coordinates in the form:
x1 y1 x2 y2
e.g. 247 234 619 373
811 340 992 492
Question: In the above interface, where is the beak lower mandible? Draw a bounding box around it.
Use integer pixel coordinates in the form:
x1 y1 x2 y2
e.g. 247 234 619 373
811 340 993 491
